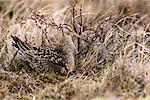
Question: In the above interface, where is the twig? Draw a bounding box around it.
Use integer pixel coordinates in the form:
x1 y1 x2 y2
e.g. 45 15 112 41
10 50 18 63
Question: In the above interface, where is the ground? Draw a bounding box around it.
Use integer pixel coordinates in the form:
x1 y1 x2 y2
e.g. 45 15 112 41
0 0 150 100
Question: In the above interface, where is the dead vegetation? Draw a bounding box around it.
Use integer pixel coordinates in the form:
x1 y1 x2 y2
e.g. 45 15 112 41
0 0 150 99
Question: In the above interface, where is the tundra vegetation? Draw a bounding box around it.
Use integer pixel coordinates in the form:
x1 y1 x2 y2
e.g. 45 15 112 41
0 0 150 99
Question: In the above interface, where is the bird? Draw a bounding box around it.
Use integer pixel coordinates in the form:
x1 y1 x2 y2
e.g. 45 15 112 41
11 35 68 74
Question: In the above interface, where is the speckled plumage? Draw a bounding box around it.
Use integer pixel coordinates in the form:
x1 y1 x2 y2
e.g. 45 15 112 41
11 36 68 73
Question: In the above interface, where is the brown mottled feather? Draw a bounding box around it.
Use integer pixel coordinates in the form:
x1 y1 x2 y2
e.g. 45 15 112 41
11 36 68 73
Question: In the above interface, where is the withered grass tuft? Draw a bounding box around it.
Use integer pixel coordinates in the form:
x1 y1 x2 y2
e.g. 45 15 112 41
0 0 150 99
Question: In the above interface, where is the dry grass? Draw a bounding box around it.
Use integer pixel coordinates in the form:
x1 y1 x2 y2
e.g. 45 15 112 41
0 0 150 99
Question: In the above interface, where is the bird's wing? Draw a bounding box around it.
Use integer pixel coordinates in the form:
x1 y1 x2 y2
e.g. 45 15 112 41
34 47 67 66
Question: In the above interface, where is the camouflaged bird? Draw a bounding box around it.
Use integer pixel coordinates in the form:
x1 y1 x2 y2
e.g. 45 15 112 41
11 36 68 74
